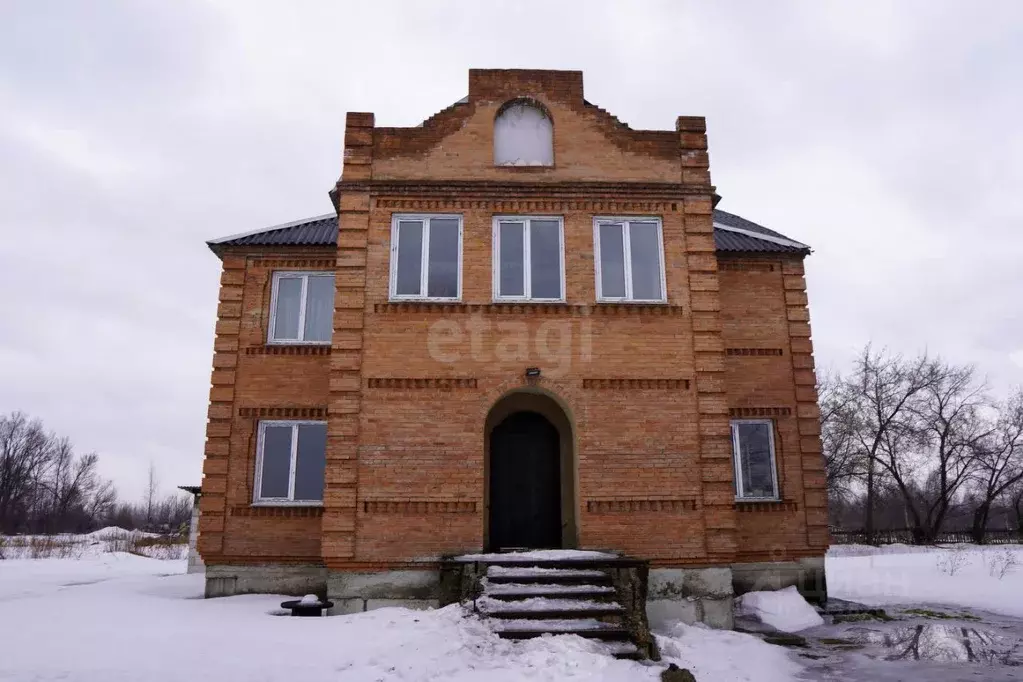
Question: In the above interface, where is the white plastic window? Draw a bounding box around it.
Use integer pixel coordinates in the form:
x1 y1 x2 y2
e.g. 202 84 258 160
389 215 462 301
493 217 564 301
731 420 780 500
269 272 334 343
593 218 666 302
253 421 327 504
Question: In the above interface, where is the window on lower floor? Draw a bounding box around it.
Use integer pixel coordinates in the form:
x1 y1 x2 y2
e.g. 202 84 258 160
731 419 780 500
493 216 564 301
254 421 327 504
593 218 666 302
269 272 334 344
390 214 462 300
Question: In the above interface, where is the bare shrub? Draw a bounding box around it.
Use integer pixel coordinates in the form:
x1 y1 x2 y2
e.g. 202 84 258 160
936 545 969 576
105 532 187 560
986 548 1019 580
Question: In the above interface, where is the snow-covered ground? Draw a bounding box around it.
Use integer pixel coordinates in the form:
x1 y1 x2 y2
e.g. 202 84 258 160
828 543 1023 618
0 549 798 682
3 540 1021 681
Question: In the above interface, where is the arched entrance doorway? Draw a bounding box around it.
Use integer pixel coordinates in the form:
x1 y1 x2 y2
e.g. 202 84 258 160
484 390 577 551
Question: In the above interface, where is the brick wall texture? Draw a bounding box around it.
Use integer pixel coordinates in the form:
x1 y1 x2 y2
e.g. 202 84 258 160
197 69 828 570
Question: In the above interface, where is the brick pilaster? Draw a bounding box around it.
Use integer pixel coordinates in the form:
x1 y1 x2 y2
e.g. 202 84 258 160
322 112 374 566
678 116 737 562
197 255 245 559
782 259 829 549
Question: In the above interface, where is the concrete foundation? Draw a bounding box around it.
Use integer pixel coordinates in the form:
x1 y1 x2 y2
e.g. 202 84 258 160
326 569 441 614
204 564 327 598
185 501 204 574
731 557 827 604
645 567 735 630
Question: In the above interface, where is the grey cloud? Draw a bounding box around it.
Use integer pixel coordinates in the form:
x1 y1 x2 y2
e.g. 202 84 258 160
0 0 1020 496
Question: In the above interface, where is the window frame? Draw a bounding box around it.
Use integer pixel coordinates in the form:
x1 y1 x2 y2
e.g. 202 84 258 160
592 217 668 303
491 215 566 302
252 420 327 506
388 214 463 302
730 419 781 502
267 271 335 345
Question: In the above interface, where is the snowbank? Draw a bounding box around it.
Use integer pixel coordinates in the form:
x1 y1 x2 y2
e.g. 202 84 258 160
657 622 803 682
735 586 824 632
828 544 1023 618
0 554 805 681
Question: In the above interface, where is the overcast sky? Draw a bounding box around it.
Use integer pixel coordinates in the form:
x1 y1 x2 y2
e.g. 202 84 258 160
1 1 1021 499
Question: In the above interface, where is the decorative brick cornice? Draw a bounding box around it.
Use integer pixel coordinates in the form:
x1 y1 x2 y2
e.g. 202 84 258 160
725 348 784 357
728 407 792 418
341 180 707 201
237 407 327 419
735 501 800 512
718 261 777 272
583 378 690 390
366 378 478 390
249 257 335 269
362 500 477 514
376 197 682 213
230 506 324 518
244 345 331 356
586 498 697 513
372 302 685 316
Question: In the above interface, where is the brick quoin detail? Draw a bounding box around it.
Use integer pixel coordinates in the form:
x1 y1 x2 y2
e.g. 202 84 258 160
197 69 827 570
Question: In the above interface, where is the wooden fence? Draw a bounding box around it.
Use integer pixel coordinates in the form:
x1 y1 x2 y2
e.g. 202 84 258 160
830 529 1022 546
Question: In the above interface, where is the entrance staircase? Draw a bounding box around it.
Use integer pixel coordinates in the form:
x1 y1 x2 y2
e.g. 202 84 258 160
444 553 657 660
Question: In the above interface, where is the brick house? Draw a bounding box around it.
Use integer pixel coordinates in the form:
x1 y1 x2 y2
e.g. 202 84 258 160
199 69 828 627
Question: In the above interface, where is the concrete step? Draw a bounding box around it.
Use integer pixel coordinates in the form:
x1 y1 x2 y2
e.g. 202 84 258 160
483 587 617 601
497 625 632 641
487 606 624 620
486 568 612 585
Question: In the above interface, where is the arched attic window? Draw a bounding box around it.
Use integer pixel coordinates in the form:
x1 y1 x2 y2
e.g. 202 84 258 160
494 100 553 166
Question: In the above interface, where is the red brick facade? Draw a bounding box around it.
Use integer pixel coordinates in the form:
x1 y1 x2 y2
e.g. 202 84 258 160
198 70 827 576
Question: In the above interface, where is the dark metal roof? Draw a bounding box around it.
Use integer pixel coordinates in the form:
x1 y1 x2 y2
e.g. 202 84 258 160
712 209 810 254
208 209 809 256
206 214 338 255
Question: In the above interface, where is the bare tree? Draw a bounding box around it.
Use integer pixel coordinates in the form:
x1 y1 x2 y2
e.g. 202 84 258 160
970 389 1023 542
144 462 159 531
872 360 989 543
0 412 55 533
819 371 863 502
0 411 123 534
1009 479 1023 535
846 347 936 542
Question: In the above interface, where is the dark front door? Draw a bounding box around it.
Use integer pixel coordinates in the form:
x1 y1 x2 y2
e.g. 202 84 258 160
489 411 562 550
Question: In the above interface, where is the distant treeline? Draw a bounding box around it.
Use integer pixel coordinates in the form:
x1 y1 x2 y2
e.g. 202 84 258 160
0 411 191 535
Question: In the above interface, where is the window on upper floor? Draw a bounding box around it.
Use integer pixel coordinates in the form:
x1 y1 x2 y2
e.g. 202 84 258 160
731 419 780 501
593 218 666 303
493 216 564 301
269 272 334 344
494 101 554 166
390 214 462 301
253 421 327 505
